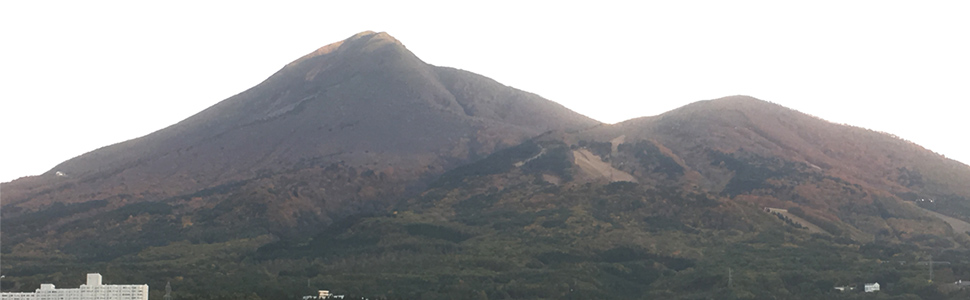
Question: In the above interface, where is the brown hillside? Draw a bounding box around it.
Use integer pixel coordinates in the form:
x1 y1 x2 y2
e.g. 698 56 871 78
585 96 970 198
571 96 970 241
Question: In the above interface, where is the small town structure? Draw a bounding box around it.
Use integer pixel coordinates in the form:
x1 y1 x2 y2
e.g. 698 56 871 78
0 274 148 300
956 280 970 289
864 282 880 293
302 290 344 300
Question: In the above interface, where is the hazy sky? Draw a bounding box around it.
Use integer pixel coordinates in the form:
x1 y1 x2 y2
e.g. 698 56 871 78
2 1 969 183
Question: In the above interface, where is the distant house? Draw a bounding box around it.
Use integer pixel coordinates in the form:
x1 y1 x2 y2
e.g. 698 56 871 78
303 290 329 300
302 290 344 300
865 283 880 293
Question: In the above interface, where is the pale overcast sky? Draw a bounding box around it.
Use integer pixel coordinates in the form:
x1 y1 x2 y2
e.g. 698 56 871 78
2 1 969 183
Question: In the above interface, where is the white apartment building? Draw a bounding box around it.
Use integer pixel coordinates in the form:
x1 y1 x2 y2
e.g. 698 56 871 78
1 274 148 300
864 282 880 293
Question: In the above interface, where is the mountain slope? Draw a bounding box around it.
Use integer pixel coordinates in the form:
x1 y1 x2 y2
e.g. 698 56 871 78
5 34 970 300
241 134 970 299
1 31 598 227
234 99 970 299
5 95 970 299
590 96 970 194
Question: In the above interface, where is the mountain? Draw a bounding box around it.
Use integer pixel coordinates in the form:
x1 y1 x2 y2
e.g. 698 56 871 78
241 97 970 299
577 96 970 240
1 31 598 233
587 96 970 197
4 31 970 300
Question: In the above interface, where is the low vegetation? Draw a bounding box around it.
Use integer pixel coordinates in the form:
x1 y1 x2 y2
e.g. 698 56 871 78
5 136 970 300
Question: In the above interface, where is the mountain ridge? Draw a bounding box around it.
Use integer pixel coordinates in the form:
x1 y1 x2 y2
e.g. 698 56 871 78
587 95 970 194
3 32 970 300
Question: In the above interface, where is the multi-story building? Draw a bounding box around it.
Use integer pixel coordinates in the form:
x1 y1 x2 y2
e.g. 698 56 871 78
864 282 880 293
1 274 148 300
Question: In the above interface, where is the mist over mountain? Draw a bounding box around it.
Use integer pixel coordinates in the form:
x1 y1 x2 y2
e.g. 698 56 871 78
3 32 970 300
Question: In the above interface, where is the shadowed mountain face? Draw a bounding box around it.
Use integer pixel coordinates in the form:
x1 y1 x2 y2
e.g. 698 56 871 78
1 31 599 227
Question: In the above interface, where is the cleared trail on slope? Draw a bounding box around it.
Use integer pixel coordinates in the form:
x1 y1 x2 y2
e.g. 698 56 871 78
573 149 637 183
904 201 970 234
766 208 828 235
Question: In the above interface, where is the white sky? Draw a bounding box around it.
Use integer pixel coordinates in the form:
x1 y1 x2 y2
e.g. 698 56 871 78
2 1 969 183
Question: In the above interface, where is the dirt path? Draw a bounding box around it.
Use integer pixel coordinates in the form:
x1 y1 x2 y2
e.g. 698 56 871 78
573 149 637 183
513 147 546 167
904 201 970 234
766 208 828 235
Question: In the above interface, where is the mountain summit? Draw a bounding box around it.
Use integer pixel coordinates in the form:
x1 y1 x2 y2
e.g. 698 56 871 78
1 31 599 228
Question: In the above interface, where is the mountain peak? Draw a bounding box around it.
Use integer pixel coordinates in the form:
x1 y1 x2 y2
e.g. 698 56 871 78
291 31 407 66
342 30 406 53
710 95 762 103
668 95 790 116
350 30 378 37
348 30 397 42
700 95 773 107
345 30 402 46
